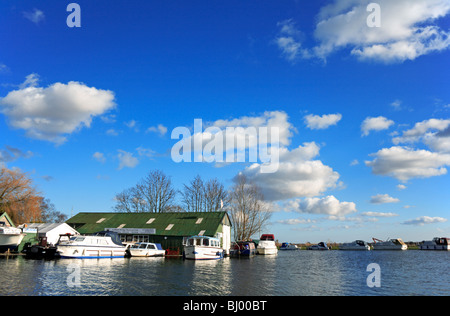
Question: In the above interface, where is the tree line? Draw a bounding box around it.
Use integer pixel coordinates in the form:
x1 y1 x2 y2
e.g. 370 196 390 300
113 169 272 241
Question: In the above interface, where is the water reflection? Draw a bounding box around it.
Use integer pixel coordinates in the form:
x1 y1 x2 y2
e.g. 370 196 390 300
0 251 449 296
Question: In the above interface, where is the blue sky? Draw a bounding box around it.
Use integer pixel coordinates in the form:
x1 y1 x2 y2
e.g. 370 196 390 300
1 0 449 243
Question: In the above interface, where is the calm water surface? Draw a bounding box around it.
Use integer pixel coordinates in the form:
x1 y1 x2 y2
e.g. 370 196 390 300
0 250 448 296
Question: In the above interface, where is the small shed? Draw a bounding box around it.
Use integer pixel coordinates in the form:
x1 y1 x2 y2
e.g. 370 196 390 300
24 223 79 245
66 211 232 255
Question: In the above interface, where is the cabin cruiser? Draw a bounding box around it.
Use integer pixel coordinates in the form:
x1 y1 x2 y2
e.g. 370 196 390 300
230 241 256 257
420 237 450 250
128 242 166 257
256 234 278 255
184 236 224 260
307 242 329 250
372 238 407 250
57 231 126 258
280 242 298 250
339 240 371 250
0 222 25 252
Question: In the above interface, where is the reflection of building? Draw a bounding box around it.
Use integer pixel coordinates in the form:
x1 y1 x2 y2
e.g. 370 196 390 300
66 211 232 255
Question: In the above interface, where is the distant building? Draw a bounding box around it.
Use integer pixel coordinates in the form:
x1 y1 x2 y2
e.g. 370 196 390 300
24 223 79 245
66 211 232 255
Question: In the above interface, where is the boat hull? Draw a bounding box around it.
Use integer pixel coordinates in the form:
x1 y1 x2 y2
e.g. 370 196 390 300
256 247 278 255
0 234 25 252
129 249 165 257
57 245 126 258
372 244 407 250
184 245 224 260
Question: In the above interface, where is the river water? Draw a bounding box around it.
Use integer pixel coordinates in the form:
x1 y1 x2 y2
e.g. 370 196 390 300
0 250 448 296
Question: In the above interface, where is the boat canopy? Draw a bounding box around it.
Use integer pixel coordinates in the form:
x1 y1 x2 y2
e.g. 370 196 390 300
93 231 124 246
260 234 275 241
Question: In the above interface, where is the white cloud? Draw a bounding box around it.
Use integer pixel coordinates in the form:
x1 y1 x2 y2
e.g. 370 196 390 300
361 116 394 136
361 211 398 217
0 74 116 144
117 150 139 170
312 0 450 63
275 19 308 62
23 8 45 24
370 193 400 204
393 118 450 153
146 124 168 136
284 195 358 216
277 218 315 225
365 146 450 181
397 184 407 190
402 216 447 226
93 152 106 163
304 113 342 130
240 142 341 201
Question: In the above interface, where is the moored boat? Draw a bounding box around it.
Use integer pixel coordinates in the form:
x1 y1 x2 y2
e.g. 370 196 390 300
280 242 298 250
256 234 278 255
230 241 256 257
0 222 25 253
372 238 407 250
339 240 371 250
128 242 165 257
307 242 329 250
57 231 126 258
183 236 224 260
420 237 450 250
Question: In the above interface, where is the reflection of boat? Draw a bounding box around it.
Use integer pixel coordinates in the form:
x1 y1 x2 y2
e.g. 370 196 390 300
307 242 329 250
372 238 407 250
339 240 371 250
0 222 25 253
230 241 256 257
256 234 278 255
184 236 224 260
57 231 126 258
420 237 450 250
128 242 165 257
280 242 298 250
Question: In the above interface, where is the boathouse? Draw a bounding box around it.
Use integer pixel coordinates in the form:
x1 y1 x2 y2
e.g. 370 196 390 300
65 211 232 255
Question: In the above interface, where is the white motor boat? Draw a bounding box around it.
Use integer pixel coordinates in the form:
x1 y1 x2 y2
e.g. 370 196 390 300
420 237 450 250
128 242 166 257
57 231 126 258
339 240 371 250
280 242 298 250
372 238 407 250
0 223 25 252
307 242 329 250
256 234 278 255
184 236 224 260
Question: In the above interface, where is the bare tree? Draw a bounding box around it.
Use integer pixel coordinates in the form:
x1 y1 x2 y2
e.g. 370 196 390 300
114 170 176 213
180 175 205 212
204 178 229 212
228 174 272 241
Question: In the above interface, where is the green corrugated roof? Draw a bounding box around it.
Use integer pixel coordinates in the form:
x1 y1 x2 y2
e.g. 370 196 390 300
66 211 231 237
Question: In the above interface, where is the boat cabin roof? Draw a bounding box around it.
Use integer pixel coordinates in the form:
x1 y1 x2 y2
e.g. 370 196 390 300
260 234 275 241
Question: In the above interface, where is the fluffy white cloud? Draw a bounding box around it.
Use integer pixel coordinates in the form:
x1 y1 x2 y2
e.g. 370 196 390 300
146 124 168 136
361 116 394 136
402 216 447 226
304 113 342 130
275 19 308 62
284 195 357 216
240 142 341 201
312 0 450 62
370 193 400 204
0 74 116 144
393 118 450 153
365 146 450 181
117 150 139 170
93 152 106 163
